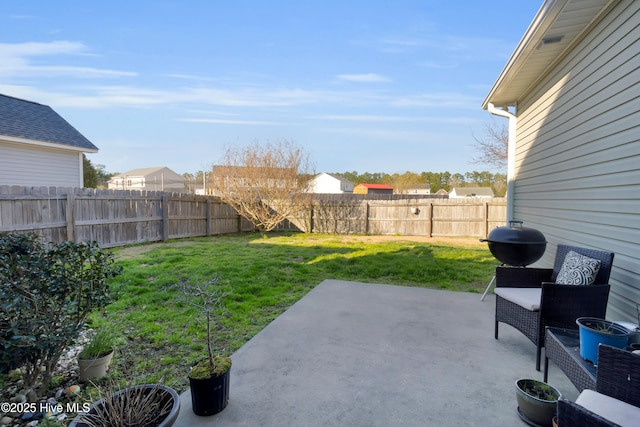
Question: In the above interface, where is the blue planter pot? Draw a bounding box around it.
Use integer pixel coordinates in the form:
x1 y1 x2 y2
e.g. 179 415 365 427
576 317 630 365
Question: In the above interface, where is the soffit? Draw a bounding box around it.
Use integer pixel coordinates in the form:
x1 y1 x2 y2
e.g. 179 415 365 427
483 0 618 109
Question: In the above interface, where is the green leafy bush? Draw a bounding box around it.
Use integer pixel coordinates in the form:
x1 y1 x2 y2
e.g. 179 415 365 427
0 232 122 397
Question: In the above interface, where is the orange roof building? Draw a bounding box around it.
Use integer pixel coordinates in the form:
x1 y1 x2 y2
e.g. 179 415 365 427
353 183 394 195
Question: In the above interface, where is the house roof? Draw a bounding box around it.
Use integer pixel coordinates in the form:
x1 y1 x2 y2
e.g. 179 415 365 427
356 183 394 190
451 187 494 197
316 172 354 186
113 167 178 178
0 93 98 151
482 0 616 109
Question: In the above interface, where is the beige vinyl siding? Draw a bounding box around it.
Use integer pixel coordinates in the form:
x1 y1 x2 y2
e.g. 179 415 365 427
0 141 83 187
513 1 640 321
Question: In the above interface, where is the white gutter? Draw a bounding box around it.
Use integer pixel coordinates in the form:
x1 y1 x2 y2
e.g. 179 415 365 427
487 103 516 224
0 134 98 153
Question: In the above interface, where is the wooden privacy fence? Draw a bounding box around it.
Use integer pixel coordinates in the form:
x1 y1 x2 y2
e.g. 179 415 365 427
0 186 254 247
0 186 507 247
290 197 507 237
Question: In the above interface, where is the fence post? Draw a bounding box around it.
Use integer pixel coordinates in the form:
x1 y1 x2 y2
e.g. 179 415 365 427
206 198 212 236
162 193 169 241
484 201 489 238
426 202 433 238
364 201 370 234
66 192 75 242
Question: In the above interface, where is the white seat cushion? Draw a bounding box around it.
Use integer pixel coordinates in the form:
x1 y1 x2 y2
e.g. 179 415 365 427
576 390 640 427
494 287 541 311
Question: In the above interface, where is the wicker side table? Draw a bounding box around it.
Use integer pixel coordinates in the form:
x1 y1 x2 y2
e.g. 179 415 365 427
544 327 597 392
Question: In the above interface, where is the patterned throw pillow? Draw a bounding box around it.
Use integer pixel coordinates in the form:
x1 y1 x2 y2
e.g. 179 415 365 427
555 250 601 285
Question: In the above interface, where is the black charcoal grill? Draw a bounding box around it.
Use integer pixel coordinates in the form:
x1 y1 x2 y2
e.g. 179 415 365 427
480 220 547 301
481 220 547 266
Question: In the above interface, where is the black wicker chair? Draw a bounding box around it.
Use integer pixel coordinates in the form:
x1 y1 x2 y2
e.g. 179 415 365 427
494 244 614 370
557 344 640 426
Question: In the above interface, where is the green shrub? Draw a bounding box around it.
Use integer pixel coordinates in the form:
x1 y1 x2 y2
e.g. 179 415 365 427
0 232 122 396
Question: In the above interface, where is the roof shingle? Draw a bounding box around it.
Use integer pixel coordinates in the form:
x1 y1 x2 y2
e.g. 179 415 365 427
0 94 97 151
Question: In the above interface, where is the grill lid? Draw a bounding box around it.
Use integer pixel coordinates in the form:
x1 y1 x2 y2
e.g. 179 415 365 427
484 220 546 244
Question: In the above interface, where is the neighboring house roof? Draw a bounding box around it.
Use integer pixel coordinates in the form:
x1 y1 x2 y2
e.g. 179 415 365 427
316 172 354 186
450 187 494 197
112 167 172 178
0 93 98 152
482 0 614 109
108 166 185 190
356 183 394 190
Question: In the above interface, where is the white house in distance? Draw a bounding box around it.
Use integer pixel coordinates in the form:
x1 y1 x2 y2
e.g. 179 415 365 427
402 187 431 195
0 94 98 187
307 172 354 194
483 0 639 321
449 187 494 198
108 167 185 192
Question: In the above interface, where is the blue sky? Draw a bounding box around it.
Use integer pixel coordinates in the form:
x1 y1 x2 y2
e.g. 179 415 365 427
1 1 542 176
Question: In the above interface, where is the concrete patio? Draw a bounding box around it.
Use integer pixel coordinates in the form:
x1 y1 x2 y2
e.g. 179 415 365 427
174 279 579 427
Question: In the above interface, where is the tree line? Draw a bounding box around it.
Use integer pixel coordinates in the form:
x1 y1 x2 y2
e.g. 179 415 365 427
83 155 506 197
81 138 508 233
336 170 506 197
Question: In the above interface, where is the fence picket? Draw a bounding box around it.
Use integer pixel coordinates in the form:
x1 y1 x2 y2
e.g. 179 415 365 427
0 186 506 246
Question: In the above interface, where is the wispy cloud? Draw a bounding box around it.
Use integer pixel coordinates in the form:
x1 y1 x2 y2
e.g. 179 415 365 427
0 41 87 55
418 60 457 70
180 118 278 125
390 93 478 109
318 126 436 142
376 34 514 62
307 114 419 122
0 41 136 79
8 14 37 20
336 73 390 83
0 40 477 113
184 87 340 107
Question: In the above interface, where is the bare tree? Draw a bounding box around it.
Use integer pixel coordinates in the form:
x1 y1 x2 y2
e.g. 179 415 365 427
471 122 508 170
387 171 423 194
209 140 314 234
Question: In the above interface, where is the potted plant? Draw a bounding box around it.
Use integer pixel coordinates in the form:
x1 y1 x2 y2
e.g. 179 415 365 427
78 327 118 383
576 317 630 365
515 378 561 426
69 383 180 427
179 276 232 416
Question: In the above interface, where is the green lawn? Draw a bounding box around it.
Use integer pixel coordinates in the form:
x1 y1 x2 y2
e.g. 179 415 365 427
98 232 497 391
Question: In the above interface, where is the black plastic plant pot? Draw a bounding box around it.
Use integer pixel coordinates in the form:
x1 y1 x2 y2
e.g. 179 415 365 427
189 369 231 416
